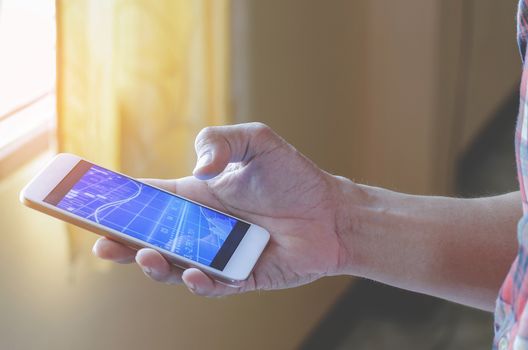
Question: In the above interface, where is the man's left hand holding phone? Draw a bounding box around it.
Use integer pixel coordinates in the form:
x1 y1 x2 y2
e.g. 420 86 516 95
21 123 349 297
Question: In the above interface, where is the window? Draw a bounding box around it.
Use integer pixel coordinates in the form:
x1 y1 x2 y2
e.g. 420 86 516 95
0 0 56 177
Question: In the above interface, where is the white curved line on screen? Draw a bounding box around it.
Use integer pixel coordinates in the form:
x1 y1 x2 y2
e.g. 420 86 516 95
93 180 143 224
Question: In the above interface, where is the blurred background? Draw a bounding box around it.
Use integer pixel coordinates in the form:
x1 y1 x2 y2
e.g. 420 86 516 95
0 0 521 349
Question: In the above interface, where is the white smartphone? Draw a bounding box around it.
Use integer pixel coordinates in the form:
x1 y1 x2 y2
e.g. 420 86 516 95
20 153 270 283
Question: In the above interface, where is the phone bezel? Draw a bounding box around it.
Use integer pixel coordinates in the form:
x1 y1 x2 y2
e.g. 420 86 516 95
20 153 270 282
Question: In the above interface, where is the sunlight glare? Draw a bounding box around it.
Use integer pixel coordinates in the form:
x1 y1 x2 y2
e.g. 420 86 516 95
0 0 55 117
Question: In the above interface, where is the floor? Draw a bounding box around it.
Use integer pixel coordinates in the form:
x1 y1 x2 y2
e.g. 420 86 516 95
301 282 494 350
301 90 519 350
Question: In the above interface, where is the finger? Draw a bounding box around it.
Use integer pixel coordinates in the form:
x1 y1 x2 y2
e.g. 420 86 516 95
139 176 222 210
193 122 282 180
137 178 178 193
181 268 243 297
135 248 183 285
92 237 136 264
139 177 200 198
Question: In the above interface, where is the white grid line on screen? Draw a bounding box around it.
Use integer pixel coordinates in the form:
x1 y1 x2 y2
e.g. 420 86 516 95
67 176 134 216
146 194 173 243
120 189 162 233
94 182 142 223
197 206 202 262
170 201 189 252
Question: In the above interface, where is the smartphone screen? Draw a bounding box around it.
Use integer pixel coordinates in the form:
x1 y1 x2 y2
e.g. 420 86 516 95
43 160 250 270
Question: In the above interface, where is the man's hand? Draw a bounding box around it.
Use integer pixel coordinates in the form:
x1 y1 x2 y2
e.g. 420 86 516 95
93 123 353 297
92 122 522 309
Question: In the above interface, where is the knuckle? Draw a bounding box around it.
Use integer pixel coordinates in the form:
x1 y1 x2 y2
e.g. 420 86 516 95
197 126 216 139
195 126 220 151
250 123 283 150
196 126 214 143
249 122 271 133
249 122 275 141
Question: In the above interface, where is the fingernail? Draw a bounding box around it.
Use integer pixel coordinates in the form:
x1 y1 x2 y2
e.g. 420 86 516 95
195 152 212 171
187 281 197 293
143 266 167 281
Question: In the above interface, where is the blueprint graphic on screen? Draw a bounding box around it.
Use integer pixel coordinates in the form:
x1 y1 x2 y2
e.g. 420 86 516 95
55 165 237 265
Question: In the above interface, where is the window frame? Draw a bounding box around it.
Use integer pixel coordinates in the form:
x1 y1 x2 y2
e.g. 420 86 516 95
0 94 55 179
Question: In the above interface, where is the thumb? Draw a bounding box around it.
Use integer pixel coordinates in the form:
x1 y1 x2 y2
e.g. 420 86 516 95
193 123 281 180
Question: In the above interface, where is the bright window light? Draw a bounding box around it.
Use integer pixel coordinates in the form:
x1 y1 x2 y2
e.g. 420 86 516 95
0 0 55 156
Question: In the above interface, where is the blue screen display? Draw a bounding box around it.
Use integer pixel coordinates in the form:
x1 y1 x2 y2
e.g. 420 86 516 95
54 165 238 266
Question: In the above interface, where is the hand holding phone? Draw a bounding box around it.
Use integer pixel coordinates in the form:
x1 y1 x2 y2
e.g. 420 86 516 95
25 123 350 296
109 123 351 296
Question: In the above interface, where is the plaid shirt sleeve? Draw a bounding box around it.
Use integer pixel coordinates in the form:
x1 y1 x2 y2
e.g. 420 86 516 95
493 1 528 349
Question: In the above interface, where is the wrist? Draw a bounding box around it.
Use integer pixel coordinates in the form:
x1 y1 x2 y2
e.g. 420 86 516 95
331 176 370 275
332 176 395 277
